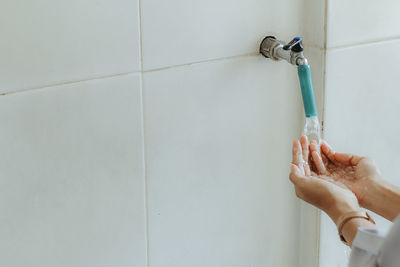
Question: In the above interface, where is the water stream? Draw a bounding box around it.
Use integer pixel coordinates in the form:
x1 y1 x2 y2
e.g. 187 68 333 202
303 116 321 144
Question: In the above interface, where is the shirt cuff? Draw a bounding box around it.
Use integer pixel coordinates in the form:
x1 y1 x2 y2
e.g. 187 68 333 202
352 227 387 255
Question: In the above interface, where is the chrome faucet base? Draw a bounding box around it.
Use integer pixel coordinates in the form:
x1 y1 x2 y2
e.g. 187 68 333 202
260 36 308 66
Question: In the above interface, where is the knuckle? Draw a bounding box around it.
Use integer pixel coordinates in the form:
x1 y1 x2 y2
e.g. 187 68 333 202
295 188 303 199
289 173 296 183
294 189 300 198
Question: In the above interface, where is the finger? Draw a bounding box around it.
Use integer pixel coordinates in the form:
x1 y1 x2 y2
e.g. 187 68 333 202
309 156 317 173
300 135 309 160
321 152 328 165
321 141 336 163
308 141 316 171
334 152 364 166
292 140 305 175
289 164 307 185
300 136 311 176
309 140 318 152
311 150 327 174
311 140 328 165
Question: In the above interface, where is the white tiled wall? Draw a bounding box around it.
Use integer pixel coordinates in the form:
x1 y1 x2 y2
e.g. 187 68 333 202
320 2 400 266
326 0 400 48
0 0 325 267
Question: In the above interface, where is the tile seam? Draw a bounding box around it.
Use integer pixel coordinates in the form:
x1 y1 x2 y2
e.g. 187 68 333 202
3 47 330 98
142 46 323 74
0 71 140 96
137 0 150 266
315 0 330 266
327 35 400 51
142 52 260 73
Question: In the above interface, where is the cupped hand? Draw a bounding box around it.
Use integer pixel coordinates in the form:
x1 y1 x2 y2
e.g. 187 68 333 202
289 136 360 223
309 140 383 207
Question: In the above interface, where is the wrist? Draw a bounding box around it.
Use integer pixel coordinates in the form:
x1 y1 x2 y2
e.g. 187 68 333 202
327 200 360 224
340 217 376 247
359 177 385 209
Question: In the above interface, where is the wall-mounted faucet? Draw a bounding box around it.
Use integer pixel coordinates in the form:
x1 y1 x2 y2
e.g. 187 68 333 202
260 36 321 141
260 36 308 66
259 36 317 118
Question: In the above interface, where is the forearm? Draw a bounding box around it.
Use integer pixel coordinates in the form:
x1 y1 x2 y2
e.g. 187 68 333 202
363 179 400 221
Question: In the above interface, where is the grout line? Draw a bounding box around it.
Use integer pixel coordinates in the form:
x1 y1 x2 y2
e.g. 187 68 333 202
2 52 261 97
142 52 260 73
137 0 150 266
327 35 400 51
323 0 328 51
315 209 322 267
304 44 325 51
316 0 329 266
0 71 140 97
321 0 328 137
139 75 150 267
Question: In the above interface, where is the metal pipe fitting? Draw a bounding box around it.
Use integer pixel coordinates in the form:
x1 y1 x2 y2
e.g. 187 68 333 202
260 36 308 66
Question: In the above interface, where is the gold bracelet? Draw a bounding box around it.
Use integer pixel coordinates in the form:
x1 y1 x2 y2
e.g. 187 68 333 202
336 211 375 245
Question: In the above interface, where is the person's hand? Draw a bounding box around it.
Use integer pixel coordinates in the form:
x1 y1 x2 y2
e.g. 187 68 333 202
308 140 383 207
309 140 400 221
289 136 360 223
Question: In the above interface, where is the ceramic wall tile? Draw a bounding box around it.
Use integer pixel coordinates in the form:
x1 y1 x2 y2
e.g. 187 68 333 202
0 0 141 93
141 0 323 70
0 74 146 267
143 56 306 267
327 0 400 47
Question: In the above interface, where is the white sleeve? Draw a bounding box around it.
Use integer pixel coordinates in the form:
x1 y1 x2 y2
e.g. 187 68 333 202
377 215 400 267
348 227 386 267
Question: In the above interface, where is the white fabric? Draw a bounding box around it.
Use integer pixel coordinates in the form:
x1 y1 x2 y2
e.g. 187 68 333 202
348 216 400 267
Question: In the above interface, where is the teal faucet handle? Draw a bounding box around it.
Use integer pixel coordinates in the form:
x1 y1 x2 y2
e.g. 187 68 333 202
297 65 318 118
